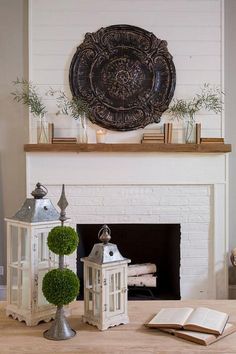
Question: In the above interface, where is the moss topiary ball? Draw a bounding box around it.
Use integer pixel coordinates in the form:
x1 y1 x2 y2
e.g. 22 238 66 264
47 226 79 255
42 268 80 306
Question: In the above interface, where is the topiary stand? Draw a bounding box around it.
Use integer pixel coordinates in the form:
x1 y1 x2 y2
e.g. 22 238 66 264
43 185 79 340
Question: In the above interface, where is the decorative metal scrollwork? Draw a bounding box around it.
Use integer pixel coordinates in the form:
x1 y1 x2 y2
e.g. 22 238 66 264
69 24 176 131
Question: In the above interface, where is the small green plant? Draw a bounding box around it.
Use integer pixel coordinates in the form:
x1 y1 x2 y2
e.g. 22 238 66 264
42 225 80 307
47 226 79 255
42 268 80 306
47 88 90 120
167 83 223 121
11 78 47 117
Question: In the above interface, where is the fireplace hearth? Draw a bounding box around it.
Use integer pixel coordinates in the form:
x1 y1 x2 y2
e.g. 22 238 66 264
77 224 181 300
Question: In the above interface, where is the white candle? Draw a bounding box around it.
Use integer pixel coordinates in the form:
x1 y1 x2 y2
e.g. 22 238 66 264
96 129 106 143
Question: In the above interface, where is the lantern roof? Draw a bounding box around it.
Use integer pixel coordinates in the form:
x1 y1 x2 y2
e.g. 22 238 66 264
82 225 131 265
10 183 59 223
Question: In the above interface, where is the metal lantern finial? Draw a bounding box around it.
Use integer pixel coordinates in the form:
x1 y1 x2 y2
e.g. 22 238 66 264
57 184 68 226
31 182 48 199
98 224 111 244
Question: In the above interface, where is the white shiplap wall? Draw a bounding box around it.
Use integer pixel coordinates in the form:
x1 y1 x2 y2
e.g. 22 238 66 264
29 0 224 142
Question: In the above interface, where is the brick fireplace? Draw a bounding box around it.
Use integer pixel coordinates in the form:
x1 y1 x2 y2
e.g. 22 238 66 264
25 150 229 299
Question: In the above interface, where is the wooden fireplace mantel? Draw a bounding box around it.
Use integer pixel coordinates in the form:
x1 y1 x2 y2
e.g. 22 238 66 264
24 143 232 153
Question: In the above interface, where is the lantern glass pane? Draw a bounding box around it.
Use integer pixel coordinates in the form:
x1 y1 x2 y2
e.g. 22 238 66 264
19 268 30 309
10 267 18 305
49 251 59 268
38 232 49 263
116 292 121 310
115 272 121 290
94 293 100 317
88 291 93 312
88 267 93 287
38 269 49 307
20 228 29 266
109 294 114 312
10 225 18 264
109 273 114 292
94 269 101 292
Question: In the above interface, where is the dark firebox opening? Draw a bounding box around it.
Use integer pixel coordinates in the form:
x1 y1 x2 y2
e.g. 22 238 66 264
76 224 181 300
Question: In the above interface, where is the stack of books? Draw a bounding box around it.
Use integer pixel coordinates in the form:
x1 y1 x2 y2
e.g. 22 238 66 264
200 137 224 144
145 307 236 346
141 123 173 144
52 137 77 144
141 132 165 144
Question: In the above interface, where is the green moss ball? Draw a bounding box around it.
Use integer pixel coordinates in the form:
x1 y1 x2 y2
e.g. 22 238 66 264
47 226 79 255
42 268 80 306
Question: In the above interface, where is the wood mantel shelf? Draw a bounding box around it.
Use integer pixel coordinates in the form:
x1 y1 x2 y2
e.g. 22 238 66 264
24 143 232 153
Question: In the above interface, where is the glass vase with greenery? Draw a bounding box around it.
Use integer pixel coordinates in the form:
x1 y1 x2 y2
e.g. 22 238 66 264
167 84 223 143
11 78 49 143
48 89 90 143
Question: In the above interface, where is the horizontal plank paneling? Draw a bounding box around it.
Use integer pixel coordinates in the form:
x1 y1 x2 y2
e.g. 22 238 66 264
30 0 224 142
32 0 221 13
32 25 221 42
33 54 221 72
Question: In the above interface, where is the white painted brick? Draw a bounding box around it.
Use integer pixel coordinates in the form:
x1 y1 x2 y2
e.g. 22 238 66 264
188 215 211 223
181 248 208 258
159 197 189 206
186 232 209 240
187 197 210 206
181 267 208 276
181 258 208 267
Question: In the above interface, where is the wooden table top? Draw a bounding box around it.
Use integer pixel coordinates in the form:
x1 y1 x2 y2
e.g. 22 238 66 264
1 300 236 354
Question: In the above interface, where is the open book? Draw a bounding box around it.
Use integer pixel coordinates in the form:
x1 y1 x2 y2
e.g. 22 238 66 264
146 307 229 335
159 323 236 346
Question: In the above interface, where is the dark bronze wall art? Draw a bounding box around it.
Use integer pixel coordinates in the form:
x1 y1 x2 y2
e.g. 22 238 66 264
69 25 176 131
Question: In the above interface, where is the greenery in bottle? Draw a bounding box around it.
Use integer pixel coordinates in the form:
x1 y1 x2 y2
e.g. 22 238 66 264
167 83 224 143
47 88 90 119
11 78 47 117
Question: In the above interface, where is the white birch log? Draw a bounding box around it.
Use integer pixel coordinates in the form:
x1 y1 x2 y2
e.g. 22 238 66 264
128 274 157 287
128 263 157 277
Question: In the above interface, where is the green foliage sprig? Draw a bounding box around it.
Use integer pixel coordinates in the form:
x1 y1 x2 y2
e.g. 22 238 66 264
167 84 223 121
42 268 80 306
47 88 90 120
11 78 47 117
47 226 79 255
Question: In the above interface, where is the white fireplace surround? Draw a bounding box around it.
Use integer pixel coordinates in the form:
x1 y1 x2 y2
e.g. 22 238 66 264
26 151 228 299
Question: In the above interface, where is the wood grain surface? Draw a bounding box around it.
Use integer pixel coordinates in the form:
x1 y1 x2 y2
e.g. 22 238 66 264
1 300 236 354
24 143 232 153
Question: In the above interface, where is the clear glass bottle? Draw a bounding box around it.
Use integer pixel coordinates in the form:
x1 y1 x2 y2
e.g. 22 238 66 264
77 113 88 143
184 114 196 144
37 114 50 144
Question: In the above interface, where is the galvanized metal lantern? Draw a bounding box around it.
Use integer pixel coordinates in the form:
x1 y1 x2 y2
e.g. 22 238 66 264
5 182 64 326
81 225 131 330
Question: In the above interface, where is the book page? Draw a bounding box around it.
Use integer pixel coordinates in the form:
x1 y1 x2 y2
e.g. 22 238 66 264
148 308 193 327
184 307 228 334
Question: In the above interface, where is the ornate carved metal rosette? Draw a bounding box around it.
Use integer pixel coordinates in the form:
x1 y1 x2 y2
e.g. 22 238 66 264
69 25 176 131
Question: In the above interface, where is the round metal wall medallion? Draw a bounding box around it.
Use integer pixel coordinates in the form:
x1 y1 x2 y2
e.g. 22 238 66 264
69 24 176 131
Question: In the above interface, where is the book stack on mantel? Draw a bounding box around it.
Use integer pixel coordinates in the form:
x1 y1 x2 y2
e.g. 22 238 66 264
128 263 157 287
141 123 172 144
146 307 236 346
200 137 224 144
52 137 77 144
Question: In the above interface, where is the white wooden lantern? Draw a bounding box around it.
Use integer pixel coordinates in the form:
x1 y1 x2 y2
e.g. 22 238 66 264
81 225 131 330
5 183 66 326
